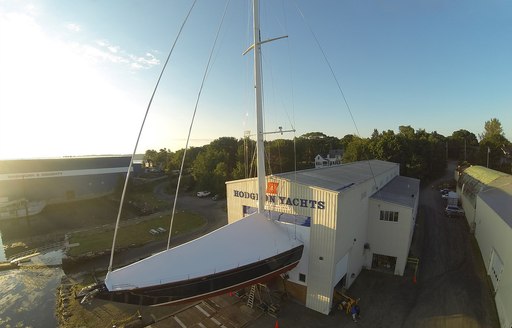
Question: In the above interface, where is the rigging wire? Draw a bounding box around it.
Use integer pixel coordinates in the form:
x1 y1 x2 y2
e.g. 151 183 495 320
292 1 379 190
107 0 198 273
280 0 299 183
167 0 231 250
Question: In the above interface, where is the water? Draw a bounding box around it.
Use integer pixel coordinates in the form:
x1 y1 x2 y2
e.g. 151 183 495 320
0 234 64 328
0 199 138 327
0 266 63 327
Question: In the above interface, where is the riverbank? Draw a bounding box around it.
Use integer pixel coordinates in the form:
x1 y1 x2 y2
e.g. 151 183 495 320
0 196 140 259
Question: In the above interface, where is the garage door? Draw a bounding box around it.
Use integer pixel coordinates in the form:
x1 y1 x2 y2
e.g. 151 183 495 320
334 253 349 288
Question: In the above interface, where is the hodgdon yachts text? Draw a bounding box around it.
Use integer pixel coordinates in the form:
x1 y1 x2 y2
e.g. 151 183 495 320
233 190 326 209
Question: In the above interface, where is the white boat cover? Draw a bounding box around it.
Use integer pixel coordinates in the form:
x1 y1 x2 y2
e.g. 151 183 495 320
105 213 302 291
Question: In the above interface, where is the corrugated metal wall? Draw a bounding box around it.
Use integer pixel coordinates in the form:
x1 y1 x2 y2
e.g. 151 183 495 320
305 188 338 314
474 198 512 328
226 175 339 314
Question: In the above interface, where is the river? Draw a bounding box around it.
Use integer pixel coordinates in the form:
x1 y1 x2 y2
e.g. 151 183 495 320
0 246 63 327
0 198 126 328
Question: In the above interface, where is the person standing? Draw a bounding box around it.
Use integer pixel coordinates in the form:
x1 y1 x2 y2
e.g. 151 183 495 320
351 304 361 322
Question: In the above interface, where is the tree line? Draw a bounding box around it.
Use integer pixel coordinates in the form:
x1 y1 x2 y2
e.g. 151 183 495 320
144 118 511 195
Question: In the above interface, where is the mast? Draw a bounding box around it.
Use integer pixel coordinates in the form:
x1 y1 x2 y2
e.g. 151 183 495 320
252 0 266 213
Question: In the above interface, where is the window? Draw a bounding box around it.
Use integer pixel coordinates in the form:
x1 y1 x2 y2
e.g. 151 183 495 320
380 210 399 222
299 273 306 282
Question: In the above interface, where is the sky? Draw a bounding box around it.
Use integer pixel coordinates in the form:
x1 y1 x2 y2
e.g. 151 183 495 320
0 0 511 159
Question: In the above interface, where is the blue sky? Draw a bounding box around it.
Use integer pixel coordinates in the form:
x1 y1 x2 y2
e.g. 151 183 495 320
0 0 510 159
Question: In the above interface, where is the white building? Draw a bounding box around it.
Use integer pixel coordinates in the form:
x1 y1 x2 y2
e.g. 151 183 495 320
457 166 512 328
314 150 343 168
226 159 420 314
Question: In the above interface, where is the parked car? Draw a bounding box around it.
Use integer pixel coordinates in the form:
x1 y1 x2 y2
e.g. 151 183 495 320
197 191 211 198
445 205 464 217
440 189 450 199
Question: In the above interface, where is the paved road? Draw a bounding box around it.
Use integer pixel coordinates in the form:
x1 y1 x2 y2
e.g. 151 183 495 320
399 163 499 327
251 163 500 328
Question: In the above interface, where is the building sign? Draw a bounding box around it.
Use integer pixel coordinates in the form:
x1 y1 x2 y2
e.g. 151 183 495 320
233 189 325 210
0 167 130 181
266 181 279 195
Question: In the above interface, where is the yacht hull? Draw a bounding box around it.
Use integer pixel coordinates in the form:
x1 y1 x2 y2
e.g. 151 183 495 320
94 244 303 306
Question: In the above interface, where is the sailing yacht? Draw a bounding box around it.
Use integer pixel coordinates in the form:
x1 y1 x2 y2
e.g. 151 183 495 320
80 0 304 306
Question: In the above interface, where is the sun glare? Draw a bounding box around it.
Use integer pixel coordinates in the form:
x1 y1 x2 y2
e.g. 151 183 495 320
0 9 141 159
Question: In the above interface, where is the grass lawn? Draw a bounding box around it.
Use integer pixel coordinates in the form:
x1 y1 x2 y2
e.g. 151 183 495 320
67 211 204 257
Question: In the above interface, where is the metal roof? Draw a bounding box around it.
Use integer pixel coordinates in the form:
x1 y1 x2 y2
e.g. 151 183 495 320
0 156 131 174
478 176 512 229
463 165 508 185
274 160 398 191
370 175 420 208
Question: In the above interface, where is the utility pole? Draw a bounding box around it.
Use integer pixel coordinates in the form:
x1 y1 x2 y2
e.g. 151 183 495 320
464 139 467 162
487 147 490 168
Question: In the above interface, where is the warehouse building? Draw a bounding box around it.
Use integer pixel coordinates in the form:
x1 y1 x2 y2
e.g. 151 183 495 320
226 159 420 314
0 156 132 219
457 166 512 328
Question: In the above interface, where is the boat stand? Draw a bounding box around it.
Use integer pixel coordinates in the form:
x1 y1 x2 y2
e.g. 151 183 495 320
245 283 281 317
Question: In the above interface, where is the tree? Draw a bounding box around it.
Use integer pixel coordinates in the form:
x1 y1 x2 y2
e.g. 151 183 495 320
448 129 478 163
266 139 296 174
143 148 171 171
208 137 240 174
296 132 343 167
191 147 229 192
301 132 328 139
428 131 448 177
342 137 370 163
477 118 510 170
168 147 201 172
368 130 401 163
367 127 447 180
144 149 158 168
340 134 356 150
398 125 415 139
478 118 504 141
190 137 242 193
